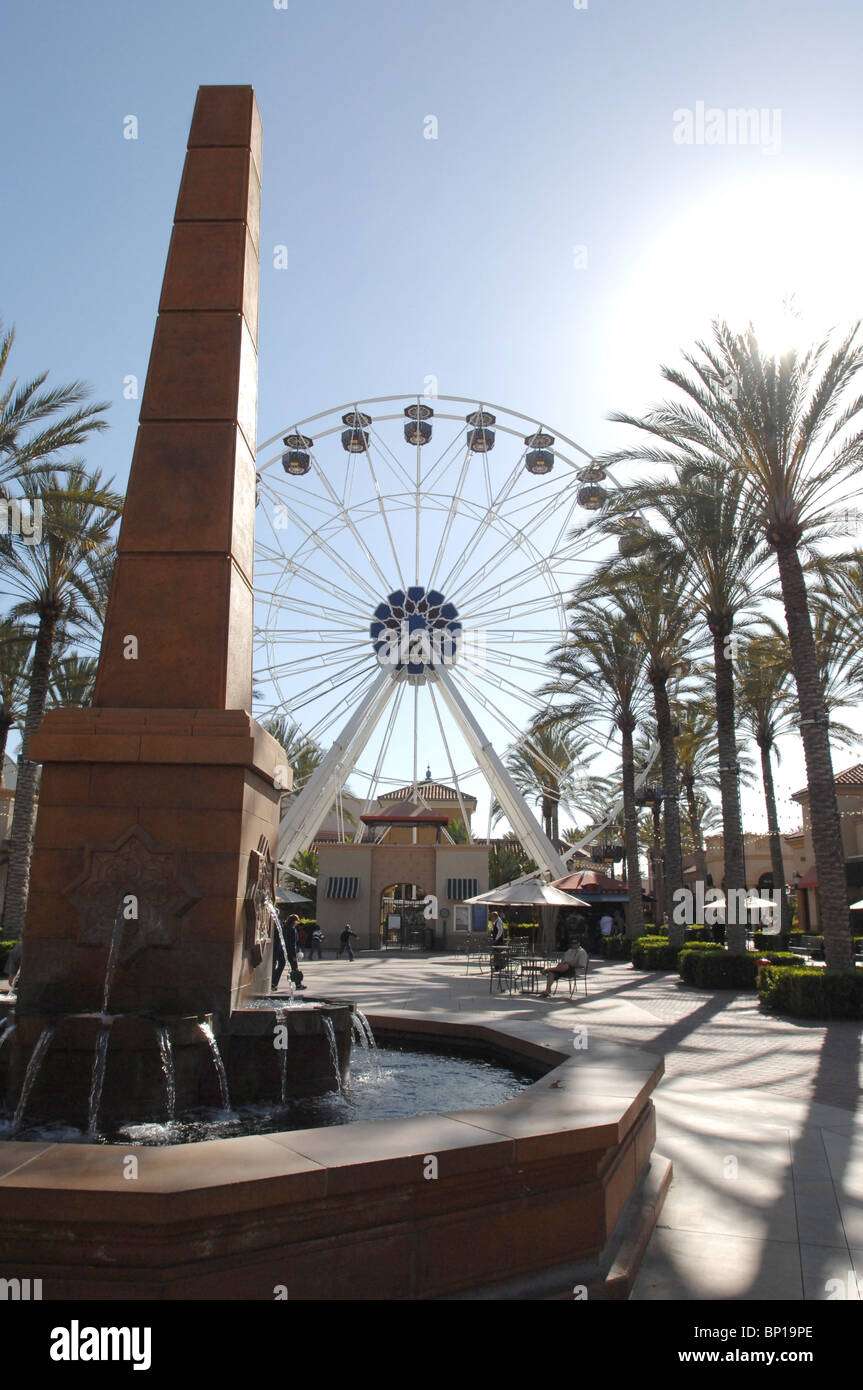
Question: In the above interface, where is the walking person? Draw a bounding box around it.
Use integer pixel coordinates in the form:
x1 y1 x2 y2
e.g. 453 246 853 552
307 923 325 960
337 924 359 960
489 910 507 974
283 912 307 990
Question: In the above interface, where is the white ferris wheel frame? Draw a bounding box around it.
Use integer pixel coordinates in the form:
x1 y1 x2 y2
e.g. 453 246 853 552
254 393 614 881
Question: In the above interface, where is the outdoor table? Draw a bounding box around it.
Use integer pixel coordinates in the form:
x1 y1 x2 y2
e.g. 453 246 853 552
519 956 561 995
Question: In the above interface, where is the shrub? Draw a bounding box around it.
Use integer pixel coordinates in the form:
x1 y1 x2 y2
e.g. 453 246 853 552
598 935 631 960
631 936 680 971
684 926 714 942
759 951 800 967
678 947 757 989
753 931 788 951
758 965 863 1019
0 938 19 971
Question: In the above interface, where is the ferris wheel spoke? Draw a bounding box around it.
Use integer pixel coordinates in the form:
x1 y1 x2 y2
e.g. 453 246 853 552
285 656 376 717
308 453 394 594
256 537 375 615
427 446 473 592
456 661 548 723
478 647 559 680
362 433 407 591
427 682 475 843
274 498 383 606
419 425 469 495
258 594 368 626
257 643 369 679
437 453 527 595
448 490 575 610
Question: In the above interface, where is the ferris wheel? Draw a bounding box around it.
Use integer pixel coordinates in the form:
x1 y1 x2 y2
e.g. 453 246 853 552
252 394 609 877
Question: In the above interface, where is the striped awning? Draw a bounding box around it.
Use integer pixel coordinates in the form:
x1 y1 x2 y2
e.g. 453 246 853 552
326 876 360 899
447 878 478 900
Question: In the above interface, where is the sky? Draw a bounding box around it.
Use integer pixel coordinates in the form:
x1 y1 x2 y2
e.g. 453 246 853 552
2 0 863 840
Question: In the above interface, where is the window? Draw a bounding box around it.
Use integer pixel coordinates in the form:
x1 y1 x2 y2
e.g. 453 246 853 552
453 904 470 931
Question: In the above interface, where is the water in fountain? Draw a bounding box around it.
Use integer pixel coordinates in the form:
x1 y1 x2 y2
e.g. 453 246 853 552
353 1009 380 1076
0 1018 15 1053
101 903 127 1015
12 1022 55 1131
273 1006 289 1105
157 1025 176 1121
321 1015 342 1094
87 1020 113 1138
197 1021 231 1110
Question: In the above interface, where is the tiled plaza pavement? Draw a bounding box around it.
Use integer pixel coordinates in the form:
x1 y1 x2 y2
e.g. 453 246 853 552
282 950 863 1301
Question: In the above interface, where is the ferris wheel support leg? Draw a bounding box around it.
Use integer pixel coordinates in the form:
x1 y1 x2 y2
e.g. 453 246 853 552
277 669 398 871
433 667 568 881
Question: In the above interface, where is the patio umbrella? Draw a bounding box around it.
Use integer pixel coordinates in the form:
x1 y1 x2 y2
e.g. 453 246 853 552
276 887 312 904
464 882 590 953
851 900 863 910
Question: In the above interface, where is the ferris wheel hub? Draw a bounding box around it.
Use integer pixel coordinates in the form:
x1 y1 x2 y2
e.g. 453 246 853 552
370 586 462 686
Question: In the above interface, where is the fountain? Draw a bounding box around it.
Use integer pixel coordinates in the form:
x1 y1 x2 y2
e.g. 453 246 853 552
0 85 667 1299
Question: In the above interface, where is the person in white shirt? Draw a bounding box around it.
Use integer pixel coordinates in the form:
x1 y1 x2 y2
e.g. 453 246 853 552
600 913 614 937
540 939 588 998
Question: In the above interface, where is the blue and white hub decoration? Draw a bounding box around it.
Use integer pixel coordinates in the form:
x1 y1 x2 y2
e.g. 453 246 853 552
370 587 462 683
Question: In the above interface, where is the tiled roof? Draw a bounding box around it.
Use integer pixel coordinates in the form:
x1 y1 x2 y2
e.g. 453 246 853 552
793 764 863 799
361 801 449 824
380 781 476 804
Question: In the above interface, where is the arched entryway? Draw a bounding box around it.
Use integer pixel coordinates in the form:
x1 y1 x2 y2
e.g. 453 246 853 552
380 883 428 949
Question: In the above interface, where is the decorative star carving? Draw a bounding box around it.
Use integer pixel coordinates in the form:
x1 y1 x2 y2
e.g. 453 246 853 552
67 824 201 966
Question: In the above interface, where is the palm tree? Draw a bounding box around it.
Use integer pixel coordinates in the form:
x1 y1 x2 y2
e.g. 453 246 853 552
539 606 650 937
604 321 863 969
0 620 32 771
261 714 324 793
500 725 599 844
672 700 722 885
0 320 109 485
0 466 123 934
49 648 98 708
602 460 771 922
575 555 694 943
735 634 798 935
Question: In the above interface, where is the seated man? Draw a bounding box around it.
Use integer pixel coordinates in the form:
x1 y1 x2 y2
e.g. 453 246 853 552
540 939 588 998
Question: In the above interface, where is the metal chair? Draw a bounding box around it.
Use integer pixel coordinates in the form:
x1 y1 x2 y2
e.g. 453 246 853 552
550 959 588 999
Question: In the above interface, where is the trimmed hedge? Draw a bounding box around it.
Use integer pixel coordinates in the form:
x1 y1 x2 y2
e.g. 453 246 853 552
758 965 863 1019
753 931 789 950
630 936 680 971
678 947 756 989
598 935 631 960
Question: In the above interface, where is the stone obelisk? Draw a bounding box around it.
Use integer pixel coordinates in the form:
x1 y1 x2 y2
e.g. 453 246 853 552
18 87 286 1023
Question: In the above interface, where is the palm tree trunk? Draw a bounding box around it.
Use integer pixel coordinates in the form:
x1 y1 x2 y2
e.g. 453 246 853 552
773 537 851 970
650 671 684 944
681 772 709 882
711 624 747 952
621 720 645 938
0 714 12 775
651 804 663 927
758 736 792 936
3 611 58 936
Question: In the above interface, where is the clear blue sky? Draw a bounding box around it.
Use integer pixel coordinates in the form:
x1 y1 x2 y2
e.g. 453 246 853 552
3 0 862 834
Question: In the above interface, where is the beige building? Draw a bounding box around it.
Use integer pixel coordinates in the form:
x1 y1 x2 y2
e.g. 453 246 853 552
790 764 863 929
692 829 809 895
311 778 489 951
